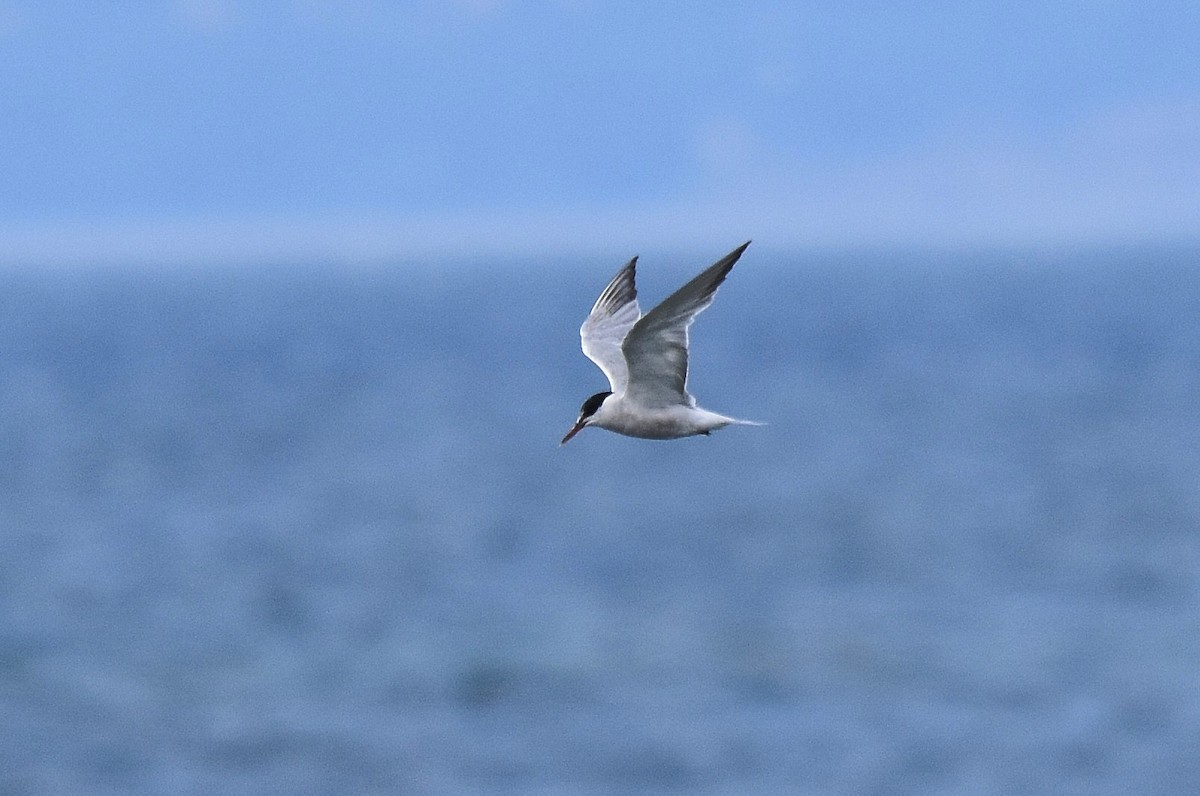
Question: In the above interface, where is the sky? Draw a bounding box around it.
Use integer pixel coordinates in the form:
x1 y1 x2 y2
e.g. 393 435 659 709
2 1 1199 264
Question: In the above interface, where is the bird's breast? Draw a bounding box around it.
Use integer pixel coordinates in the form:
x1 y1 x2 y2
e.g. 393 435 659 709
593 400 704 440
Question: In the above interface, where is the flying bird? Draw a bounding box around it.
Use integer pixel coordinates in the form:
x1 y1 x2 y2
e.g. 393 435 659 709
561 241 761 444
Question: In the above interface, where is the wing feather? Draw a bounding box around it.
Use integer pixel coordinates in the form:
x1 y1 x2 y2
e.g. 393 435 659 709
621 242 750 406
579 256 641 394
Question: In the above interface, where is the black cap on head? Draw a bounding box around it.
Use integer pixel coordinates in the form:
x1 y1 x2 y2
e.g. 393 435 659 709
579 391 612 420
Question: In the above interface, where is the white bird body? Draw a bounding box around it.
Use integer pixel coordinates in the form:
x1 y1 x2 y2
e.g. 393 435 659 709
585 401 752 440
561 241 761 444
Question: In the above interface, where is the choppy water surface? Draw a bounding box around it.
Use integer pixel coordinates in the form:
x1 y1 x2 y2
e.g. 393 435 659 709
2 247 1199 793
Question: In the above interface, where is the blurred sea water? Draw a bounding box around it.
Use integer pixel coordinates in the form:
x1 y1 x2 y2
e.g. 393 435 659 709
2 247 1199 793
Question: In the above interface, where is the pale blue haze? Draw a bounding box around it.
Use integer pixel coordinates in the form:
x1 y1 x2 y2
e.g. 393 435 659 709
1 2 1199 259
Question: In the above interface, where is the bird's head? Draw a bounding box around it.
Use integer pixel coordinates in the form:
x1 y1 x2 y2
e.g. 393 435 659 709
559 391 612 445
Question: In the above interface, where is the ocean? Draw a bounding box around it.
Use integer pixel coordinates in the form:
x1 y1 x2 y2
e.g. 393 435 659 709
2 246 1199 793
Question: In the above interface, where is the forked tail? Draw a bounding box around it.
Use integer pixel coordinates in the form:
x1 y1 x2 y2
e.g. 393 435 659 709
707 411 765 432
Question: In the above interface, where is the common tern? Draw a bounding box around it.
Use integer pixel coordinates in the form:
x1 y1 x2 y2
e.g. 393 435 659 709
560 241 761 444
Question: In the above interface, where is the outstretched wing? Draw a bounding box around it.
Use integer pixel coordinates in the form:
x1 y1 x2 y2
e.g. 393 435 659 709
579 256 642 394
621 241 750 407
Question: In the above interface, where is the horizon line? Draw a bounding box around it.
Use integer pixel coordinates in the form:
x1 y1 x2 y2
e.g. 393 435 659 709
2 208 1197 269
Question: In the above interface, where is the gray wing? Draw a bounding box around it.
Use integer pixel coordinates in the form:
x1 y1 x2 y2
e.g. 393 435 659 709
621 241 750 407
580 256 642 394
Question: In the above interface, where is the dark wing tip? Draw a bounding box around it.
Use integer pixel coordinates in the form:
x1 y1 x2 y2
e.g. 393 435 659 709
729 240 751 263
591 255 639 316
609 255 638 303
709 240 752 285
679 240 751 311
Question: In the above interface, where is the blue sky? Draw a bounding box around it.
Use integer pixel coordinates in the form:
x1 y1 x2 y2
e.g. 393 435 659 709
2 1 1199 264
